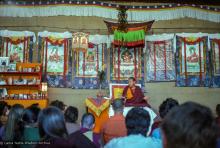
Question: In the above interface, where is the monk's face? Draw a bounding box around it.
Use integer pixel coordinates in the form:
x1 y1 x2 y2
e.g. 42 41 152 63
128 79 135 87
97 91 104 98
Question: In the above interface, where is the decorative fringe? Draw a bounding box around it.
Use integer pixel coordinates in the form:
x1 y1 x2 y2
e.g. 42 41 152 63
0 5 220 22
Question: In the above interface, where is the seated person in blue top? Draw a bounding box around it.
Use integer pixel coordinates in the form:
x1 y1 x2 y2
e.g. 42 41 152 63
105 107 162 148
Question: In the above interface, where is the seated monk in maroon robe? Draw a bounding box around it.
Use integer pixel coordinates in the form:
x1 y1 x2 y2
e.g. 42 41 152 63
122 77 150 107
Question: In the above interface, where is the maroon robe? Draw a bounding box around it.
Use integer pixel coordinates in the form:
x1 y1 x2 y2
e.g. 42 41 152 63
122 85 150 107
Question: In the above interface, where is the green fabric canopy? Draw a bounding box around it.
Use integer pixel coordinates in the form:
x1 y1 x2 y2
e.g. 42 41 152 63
113 29 145 47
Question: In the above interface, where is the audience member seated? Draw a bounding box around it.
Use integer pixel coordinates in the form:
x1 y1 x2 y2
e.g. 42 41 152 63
37 106 96 148
122 77 150 107
0 104 24 142
64 106 80 134
150 98 179 139
36 106 69 147
21 108 40 148
101 99 127 144
105 107 162 148
216 104 220 127
80 113 100 148
27 103 41 122
161 101 218 148
50 100 66 112
0 101 11 126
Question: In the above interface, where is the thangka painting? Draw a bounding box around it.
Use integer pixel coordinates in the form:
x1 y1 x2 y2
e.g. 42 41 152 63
210 39 220 87
72 43 107 89
47 43 65 73
146 39 175 81
176 36 210 87
76 48 100 76
38 36 72 88
0 36 34 63
110 47 145 87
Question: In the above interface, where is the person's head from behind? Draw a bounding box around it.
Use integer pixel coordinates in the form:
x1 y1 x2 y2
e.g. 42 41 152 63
27 103 41 123
50 100 66 111
64 106 78 123
4 104 24 141
81 113 95 130
161 101 218 148
112 99 124 114
128 77 136 87
0 101 8 116
216 104 220 117
38 106 68 140
22 109 36 125
159 98 179 119
126 107 150 136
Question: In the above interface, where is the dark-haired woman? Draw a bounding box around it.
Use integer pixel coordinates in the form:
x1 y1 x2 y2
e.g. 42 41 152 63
37 107 97 148
64 106 80 134
36 106 69 147
0 104 24 147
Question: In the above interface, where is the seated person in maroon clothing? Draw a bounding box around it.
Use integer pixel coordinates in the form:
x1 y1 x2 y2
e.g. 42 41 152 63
122 77 150 107
80 113 101 148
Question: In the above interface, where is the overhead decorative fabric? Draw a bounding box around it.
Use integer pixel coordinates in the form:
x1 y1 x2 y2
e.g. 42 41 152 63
114 29 145 47
0 30 35 63
38 31 72 88
72 40 107 89
110 47 145 86
209 34 220 88
1 1 220 23
176 34 210 87
146 36 175 81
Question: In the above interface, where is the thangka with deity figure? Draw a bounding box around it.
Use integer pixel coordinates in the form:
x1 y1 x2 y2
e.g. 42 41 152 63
72 43 107 89
0 30 35 64
38 31 72 88
175 34 210 87
110 47 145 87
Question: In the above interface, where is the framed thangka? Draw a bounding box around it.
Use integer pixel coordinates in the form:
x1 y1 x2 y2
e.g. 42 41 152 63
46 42 65 74
110 47 145 86
73 43 107 89
0 30 35 63
38 31 72 88
210 38 220 87
176 35 210 87
146 39 175 81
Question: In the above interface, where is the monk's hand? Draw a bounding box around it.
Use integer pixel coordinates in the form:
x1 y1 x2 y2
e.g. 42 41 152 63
143 96 150 101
